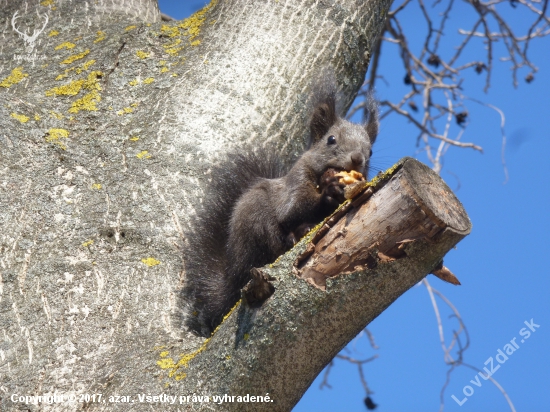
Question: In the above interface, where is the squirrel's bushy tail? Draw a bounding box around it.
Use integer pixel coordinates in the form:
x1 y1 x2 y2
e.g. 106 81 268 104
182 149 290 336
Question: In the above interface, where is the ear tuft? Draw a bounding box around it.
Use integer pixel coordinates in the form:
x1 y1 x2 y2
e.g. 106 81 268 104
310 99 337 142
364 91 379 144
307 70 341 144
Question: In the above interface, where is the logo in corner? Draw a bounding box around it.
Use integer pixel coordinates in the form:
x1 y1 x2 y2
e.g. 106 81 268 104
11 10 49 54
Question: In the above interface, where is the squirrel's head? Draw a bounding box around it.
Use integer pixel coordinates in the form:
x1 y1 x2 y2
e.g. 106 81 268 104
307 92 379 178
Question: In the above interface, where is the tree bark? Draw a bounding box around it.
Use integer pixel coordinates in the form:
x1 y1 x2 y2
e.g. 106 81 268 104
0 0 474 411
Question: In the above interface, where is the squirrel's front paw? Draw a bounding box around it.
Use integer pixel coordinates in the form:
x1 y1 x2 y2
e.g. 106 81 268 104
284 232 298 249
285 222 314 249
321 175 345 207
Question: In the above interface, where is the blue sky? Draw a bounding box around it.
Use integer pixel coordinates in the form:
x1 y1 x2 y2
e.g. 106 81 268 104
160 1 550 411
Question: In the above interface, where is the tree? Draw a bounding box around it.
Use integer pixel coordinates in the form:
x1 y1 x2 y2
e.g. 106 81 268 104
0 0 544 411
0 1 396 410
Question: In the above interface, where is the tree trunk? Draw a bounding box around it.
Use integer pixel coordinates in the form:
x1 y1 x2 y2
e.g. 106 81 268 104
0 1 473 411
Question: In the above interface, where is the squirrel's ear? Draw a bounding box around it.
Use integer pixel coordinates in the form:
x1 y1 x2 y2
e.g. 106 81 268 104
310 97 337 143
364 93 379 145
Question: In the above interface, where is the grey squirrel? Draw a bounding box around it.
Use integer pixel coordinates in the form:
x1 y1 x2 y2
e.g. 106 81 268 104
182 78 379 337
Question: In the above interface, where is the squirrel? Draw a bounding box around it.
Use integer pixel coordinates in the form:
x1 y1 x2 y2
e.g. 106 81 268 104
182 77 379 337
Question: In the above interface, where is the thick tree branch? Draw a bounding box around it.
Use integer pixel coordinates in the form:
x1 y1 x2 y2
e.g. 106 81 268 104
163 158 470 411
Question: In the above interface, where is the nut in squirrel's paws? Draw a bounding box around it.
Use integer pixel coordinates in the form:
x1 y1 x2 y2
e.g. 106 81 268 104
320 168 365 186
335 170 365 185
321 169 367 200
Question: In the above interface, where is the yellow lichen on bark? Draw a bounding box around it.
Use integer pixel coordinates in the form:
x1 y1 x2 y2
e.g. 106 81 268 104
178 0 218 41
11 113 30 123
69 91 101 113
55 42 76 50
156 299 241 381
0 67 28 88
46 71 102 97
158 0 218 57
117 106 135 115
61 50 90 65
136 151 151 159
45 71 103 114
94 31 106 43
141 257 160 266
45 128 69 150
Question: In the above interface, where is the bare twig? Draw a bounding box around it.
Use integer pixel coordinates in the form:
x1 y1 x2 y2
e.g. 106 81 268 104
467 97 509 183
350 0 548 174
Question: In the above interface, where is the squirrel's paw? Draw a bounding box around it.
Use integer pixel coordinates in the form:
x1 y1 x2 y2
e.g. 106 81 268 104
285 222 315 248
284 232 298 249
321 175 346 207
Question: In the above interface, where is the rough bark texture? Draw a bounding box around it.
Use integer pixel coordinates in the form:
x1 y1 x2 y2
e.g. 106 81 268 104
0 0 436 410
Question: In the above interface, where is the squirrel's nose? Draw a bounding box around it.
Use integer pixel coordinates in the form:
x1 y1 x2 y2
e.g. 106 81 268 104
351 152 365 168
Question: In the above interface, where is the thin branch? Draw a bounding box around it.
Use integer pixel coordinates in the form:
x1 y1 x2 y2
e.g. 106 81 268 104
364 328 380 350
460 363 517 412
381 100 483 151
467 97 508 183
388 0 413 16
319 361 334 389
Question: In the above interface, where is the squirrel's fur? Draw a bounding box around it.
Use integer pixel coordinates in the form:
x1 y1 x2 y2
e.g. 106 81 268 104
182 77 379 337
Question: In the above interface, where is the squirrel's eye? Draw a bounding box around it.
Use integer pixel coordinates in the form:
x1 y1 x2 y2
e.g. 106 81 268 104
369 149 373 157
327 135 336 145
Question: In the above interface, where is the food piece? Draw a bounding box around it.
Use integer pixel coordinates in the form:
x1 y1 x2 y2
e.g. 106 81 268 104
317 168 366 200
335 170 364 185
